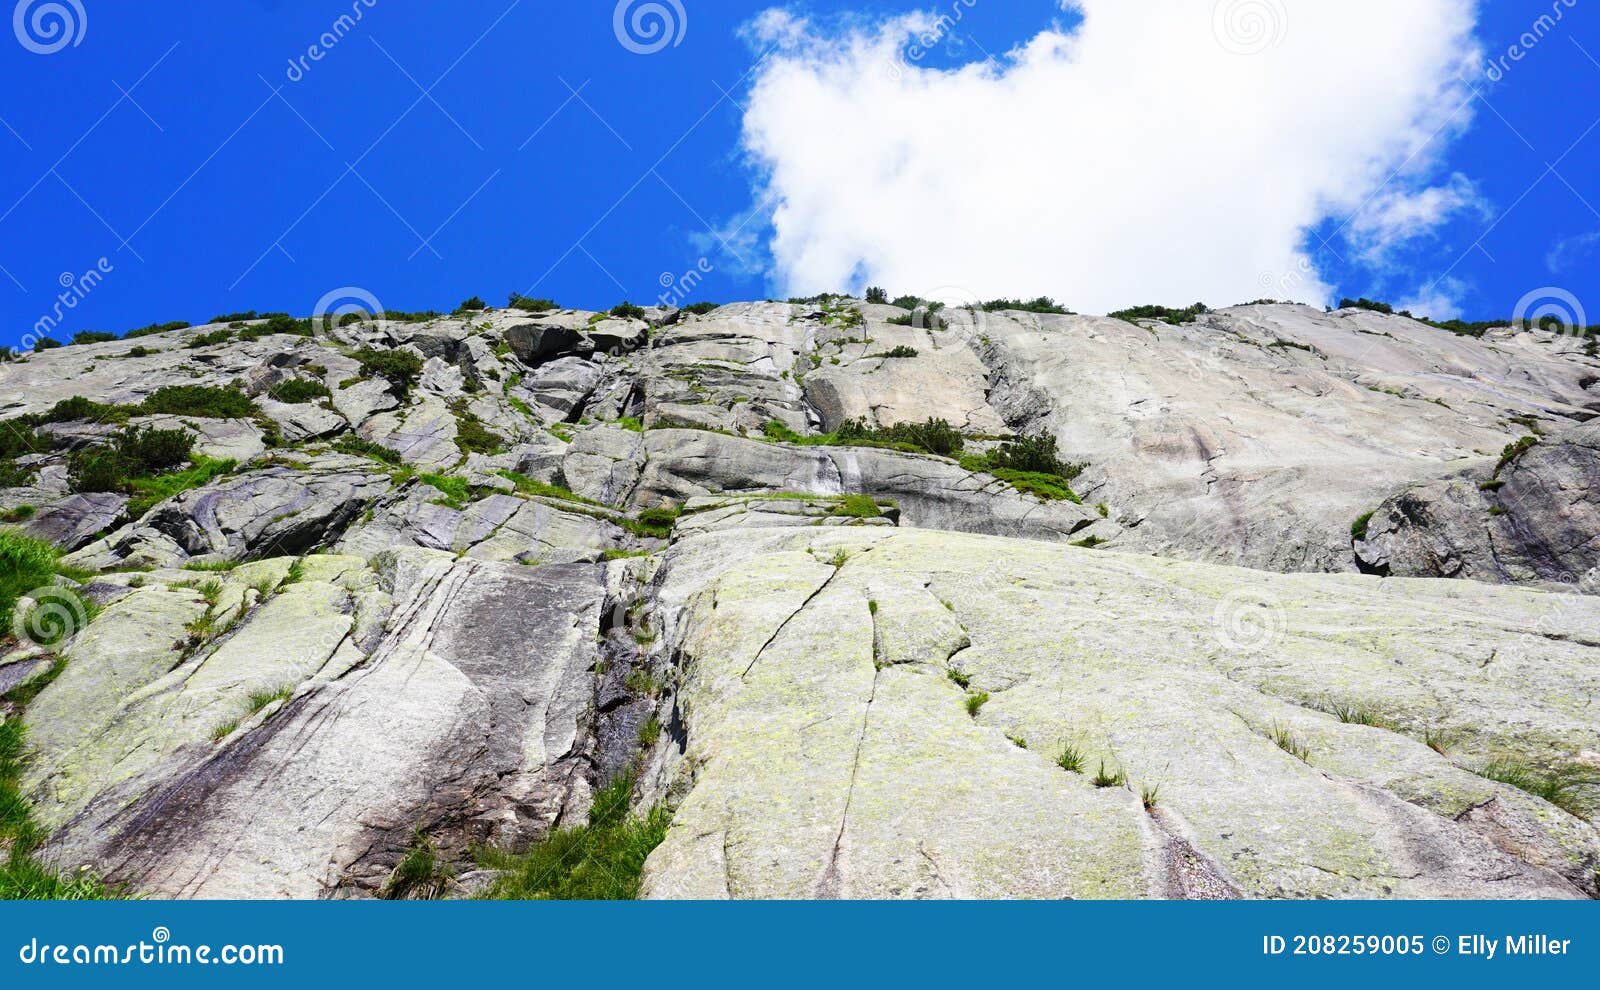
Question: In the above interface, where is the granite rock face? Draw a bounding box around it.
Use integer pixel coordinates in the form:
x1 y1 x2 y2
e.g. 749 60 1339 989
2 299 1597 900
1355 420 1600 591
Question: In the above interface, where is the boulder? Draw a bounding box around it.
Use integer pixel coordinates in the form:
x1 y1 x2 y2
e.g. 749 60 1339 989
505 323 590 365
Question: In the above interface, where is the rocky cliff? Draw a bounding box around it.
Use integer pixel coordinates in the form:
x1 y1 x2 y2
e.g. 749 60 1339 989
1 298 1597 899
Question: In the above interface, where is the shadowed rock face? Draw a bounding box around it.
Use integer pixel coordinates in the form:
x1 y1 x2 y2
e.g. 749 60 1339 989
3 300 1599 900
1356 420 1600 591
41 552 607 899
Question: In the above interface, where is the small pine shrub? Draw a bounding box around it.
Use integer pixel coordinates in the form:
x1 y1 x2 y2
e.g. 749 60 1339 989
507 294 559 313
269 379 332 404
356 348 425 395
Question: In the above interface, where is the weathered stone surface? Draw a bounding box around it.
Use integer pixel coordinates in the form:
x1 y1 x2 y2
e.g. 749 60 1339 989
640 528 1600 899
65 459 391 568
257 398 347 443
40 551 606 899
978 304 1598 573
6 298 1600 902
631 429 1101 542
19 492 128 551
1357 420 1600 591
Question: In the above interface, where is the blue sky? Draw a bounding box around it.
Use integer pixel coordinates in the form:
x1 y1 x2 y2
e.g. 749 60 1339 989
0 0 1596 349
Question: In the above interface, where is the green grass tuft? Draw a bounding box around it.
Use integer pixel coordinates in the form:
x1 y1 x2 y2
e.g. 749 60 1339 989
476 771 669 900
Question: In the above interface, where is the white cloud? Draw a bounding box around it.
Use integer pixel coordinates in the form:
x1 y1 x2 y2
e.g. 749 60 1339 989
1397 277 1470 321
1546 229 1600 273
736 0 1483 313
1345 173 1488 264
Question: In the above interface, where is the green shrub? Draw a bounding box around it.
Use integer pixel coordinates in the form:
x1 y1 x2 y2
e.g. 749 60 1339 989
507 294 559 313
457 296 487 312
1351 511 1375 540
609 301 648 320
476 771 668 900
269 378 332 404
864 286 888 304
34 395 131 425
984 432 1080 477
186 329 233 349
242 313 314 339
681 301 719 315
1108 302 1208 325
141 384 257 419
123 320 192 339
1340 297 1395 315
870 345 919 359
763 417 967 459
981 297 1071 314
70 331 118 345
334 435 403 465
32 337 62 351
356 348 425 395
0 423 47 460
68 426 198 495
210 310 258 324
1495 436 1537 476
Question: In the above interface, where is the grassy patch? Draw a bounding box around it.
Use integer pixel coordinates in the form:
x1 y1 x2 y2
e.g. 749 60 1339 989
126 457 235 516
1324 702 1395 729
964 690 990 717
1269 723 1311 763
383 828 454 900
1056 744 1086 774
1091 762 1126 788
476 771 669 900
0 531 90 642
831 494 882 519
420 474 472 510
451 401 507 456
1 666 118 899
494 470 600 506
1475 761 1591 819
